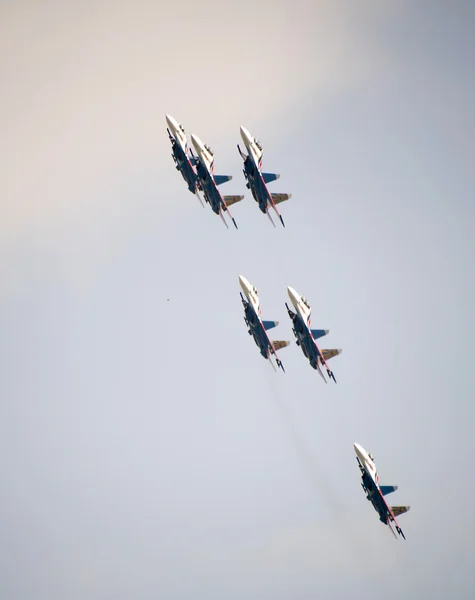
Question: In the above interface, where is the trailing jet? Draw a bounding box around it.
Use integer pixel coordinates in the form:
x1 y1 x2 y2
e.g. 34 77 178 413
237 126 291 227
286 286 341 383
166 114 203 205
354 443 410 540
239 275 290 371
190 134 243 229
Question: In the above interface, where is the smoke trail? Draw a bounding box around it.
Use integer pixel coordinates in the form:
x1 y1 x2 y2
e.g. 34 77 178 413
265 370 365 559
266 371 343 514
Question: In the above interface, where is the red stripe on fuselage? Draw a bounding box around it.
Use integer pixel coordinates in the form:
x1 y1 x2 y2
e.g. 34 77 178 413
260 319 282 368
308 328 330 371
377 486 403 533
258 171 282 221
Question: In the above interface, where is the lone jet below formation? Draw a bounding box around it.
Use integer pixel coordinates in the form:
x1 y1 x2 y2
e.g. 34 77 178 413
166 114 202 204
238 126 291 227
354 443 410 540
190 134 243 229
239 275 290 371
286 286 341 383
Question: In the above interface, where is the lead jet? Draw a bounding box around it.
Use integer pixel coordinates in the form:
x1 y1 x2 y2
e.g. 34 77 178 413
239 275 290 371
190 134 243 229
166 114 203 205
286 286 341 383
354 443 410 540
237 126 291 227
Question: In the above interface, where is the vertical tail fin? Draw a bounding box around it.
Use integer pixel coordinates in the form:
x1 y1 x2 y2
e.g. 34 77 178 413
380 485 398 496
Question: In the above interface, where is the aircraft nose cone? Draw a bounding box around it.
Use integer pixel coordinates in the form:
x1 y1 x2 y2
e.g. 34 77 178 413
240 126 253 148
354 443 366 462
287 286 300 309
166 114 178 133
239 274 252 296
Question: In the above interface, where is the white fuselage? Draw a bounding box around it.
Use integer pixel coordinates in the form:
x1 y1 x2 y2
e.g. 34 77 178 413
190 134 214 174
166 114 187 152
354 442 378 485
287 286 312 326
239 274 260 315
240 126 263 169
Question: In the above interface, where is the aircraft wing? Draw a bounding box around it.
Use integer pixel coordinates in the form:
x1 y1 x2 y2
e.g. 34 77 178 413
271 192 291 205
223 194 244 207
314 341 337 383
378 488 407 540
214 175 232 186
262 320 278 331
272 340 290 351
311 329 329 340
322 349 342 361
262 172 280 183
391 505 410 517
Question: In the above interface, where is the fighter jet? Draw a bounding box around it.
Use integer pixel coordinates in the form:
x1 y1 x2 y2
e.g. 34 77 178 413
354 443 410 540
239 275 290 371
166 114 203 205
237 126 291 227
286 286 341 383
190 134 243 229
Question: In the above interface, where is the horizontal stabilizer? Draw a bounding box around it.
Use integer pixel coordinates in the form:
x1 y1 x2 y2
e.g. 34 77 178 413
262 172 280 184
391 505 410 517
262 320 278 331
311 329 329 340
322 348 342 361
223 195 244 207
380 485 398 496
214 175 232 186
272 340 290 351
271 192 291 205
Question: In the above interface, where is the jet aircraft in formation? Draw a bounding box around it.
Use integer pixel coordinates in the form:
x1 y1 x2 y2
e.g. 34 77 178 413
286 286 341 383
237 126 291 227
166 114 202 202
166 115 291 227
239 275 290 372
190 134 243 229
354 443 410 539
239 277 341 382
167 113 410 539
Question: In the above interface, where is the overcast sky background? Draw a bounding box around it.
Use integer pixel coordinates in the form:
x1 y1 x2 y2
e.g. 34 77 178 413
1 1 474 598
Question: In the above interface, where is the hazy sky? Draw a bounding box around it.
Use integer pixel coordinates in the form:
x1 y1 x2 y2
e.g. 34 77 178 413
1 1 475 598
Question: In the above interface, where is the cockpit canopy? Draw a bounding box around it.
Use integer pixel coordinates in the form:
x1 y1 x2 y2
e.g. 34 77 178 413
301 296 311 310
204 144 214 156
255 140 263 151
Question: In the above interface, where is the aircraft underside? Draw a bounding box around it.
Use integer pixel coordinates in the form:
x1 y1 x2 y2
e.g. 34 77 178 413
170 142 197 194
